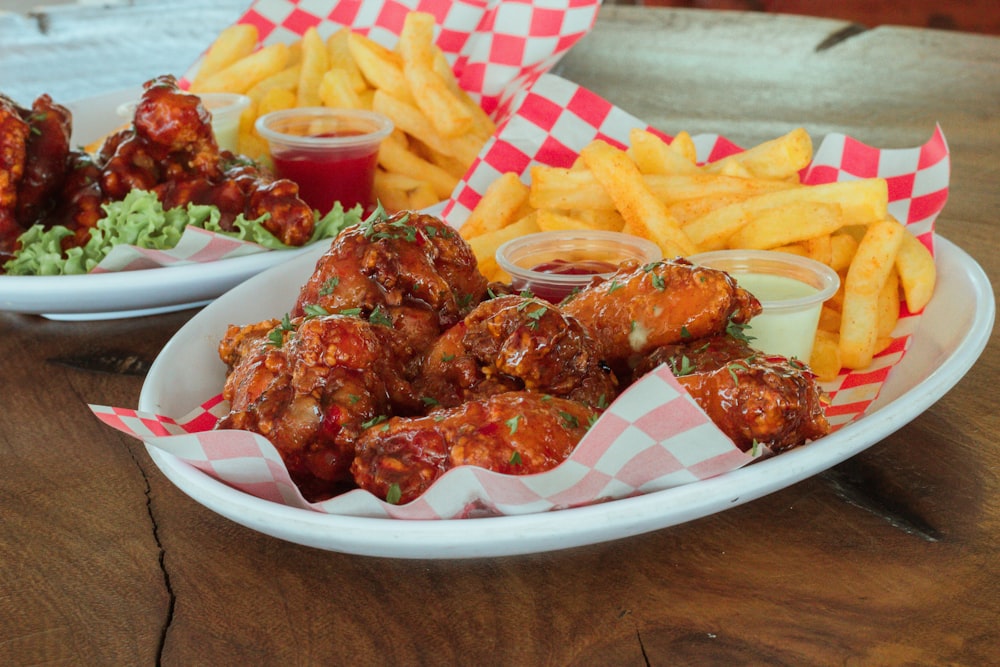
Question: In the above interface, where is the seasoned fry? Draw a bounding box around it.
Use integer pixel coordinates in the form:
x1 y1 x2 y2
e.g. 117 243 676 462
296 27 329 107
191 42 291 94
191 24 259 90
703 127 812 180
458 172 530 240
839 219 906 369
894 227 936 312
579 140 696 257
377 134 459 199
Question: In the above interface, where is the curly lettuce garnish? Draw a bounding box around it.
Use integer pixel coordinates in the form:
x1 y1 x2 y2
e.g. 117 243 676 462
2 189 360 276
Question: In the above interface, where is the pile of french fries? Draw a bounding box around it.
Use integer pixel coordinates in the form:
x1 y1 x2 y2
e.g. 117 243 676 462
459 127 937 379
189 12 495 212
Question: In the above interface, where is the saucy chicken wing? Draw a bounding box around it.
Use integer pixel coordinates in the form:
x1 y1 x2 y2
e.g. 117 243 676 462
416 293 618 410
633 333 830 452
293 210 490 408
0 93 30 255
561 258 761 365
217 314 396 501
351 391 598 504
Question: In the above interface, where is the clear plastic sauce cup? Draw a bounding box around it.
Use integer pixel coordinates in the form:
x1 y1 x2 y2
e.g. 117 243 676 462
255 108 393 215
495 230 663 303
689 249 840 362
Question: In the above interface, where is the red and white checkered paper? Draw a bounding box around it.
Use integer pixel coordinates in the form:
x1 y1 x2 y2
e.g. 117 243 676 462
92 364 756 519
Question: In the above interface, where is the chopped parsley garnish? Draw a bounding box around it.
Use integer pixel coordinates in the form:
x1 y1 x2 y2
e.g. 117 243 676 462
509 451 522 465
385 483 402 505
267 314 295 348
318 276 339 296
368 305 393 327
339 307 363 317
559 411 579 429
650 273 666 291
505 415 521 434
361 414 388 429
420 396 440 407
302 304 329 318
607 279 624 293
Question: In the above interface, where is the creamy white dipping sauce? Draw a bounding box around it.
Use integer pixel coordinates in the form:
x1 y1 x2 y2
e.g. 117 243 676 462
735 272 824 362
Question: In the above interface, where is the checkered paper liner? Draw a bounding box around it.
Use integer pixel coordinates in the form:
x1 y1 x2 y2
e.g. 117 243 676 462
86 0 602 274
92 364 758 520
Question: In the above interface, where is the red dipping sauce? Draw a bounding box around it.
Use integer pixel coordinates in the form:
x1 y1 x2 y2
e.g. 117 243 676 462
270 134 380 214
495 230 663 304
256 109 393 215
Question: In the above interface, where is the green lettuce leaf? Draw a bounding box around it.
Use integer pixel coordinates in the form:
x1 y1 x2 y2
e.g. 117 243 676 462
2 190 360 276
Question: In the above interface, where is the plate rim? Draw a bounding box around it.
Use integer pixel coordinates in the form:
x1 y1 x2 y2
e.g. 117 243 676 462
138 234 995 558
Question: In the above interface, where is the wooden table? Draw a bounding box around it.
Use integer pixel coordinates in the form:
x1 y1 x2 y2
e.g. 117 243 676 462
2 6 998 665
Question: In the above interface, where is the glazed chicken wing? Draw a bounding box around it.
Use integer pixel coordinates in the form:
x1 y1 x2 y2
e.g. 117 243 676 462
14 94 72 227
416 293 618 410
0 93 29 255
561 258 761 365
217 314 395 501
293 210 489 408
633 334 830 452
351 391 598 504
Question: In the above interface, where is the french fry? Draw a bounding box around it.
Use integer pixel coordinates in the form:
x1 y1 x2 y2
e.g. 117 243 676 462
628 128 699 175
466 214 542 282
839 219 906 369
726 202 845 249
245 65 301 104
326 27 367 93
458 172 531 239
894 227 936 312
296 27 329 107
191 24 259 91
377 133 459 199
580 140 697 257
373 170 437 211
809 329 842 382
404 63 474 138
191 42 291 94
371 90 480 165
877 268 901 337
348 32 412 103
829 232 859 272
703 127 813 180
318 68 363 109
684 178 889 251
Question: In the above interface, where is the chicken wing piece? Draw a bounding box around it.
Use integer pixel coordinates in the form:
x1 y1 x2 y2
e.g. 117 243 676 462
561 258 761 365
15 94 72 226
217 314 394 501
351 391 598 504
415 294 618 410
133 74 220 178
293 210 489 401
0 93 30 255
633 334 830 452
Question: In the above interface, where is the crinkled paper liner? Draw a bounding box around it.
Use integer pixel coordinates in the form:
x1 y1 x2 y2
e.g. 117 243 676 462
90 0 951 520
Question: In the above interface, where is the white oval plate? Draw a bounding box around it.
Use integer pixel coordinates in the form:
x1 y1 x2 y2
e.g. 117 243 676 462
0 88 314 320
138 235 994 559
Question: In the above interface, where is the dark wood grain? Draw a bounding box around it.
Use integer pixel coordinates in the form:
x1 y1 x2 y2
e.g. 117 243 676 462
1 6 997 665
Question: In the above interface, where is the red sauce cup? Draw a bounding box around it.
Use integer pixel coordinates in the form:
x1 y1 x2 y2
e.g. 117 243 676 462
255 108 393 215
495 230 662 303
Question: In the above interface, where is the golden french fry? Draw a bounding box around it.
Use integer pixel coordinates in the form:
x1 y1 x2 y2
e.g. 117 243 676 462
397 11 437 67
877 267 901 337
628 128 698 175
372 170 437 212
318 68 363 109
685 178 888 251
191 42 291 94
703 127 813 180
466 214 542 281
668 130 698 164
726 202 845 250
326 27 367 92
839 218 906 369
404 63 474 138
245 65 301 103
809 329 843 382
371 90 480 165
894 227 937 312
535 209 588 233
258 86 297 116
529 166 616 211
296 27 329 107
348 32 412 102
459 172 530 239
580 140 697 257
818 305 842 333
377 133 459 199
829 232 859 272
191 24 259 90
